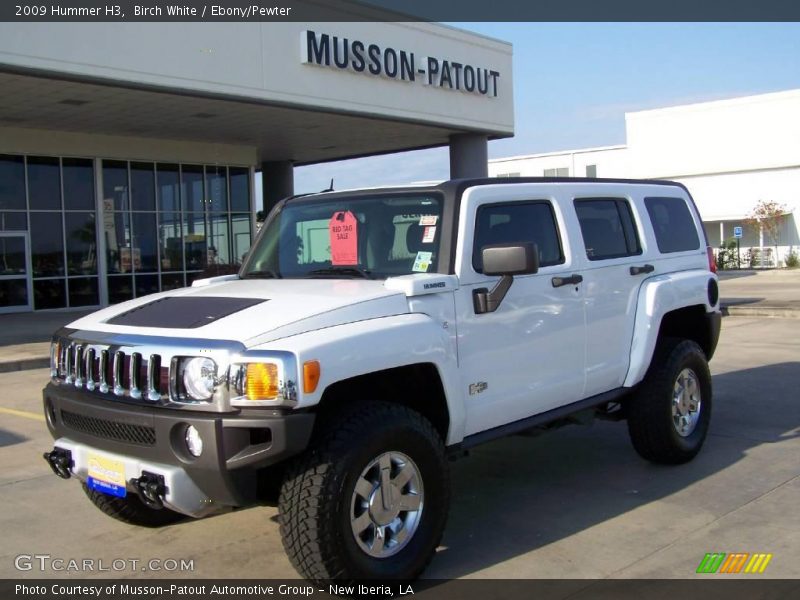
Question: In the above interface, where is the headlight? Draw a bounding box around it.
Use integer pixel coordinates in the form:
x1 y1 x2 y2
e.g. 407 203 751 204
181 357 217 401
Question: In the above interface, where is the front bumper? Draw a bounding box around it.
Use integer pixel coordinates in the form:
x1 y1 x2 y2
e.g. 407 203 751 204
42 382 315 517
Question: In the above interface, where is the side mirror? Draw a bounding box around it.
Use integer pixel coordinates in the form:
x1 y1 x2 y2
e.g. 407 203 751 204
474 243 539 314
482 243 539 276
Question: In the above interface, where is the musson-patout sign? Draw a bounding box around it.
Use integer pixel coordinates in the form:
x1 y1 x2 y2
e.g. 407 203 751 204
301 30 501 97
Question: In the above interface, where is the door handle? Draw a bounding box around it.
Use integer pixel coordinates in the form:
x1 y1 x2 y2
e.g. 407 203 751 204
551 274 583 288
629 264 655 276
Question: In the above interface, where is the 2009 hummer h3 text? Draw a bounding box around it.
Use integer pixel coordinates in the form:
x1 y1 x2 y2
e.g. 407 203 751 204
43 178 721 582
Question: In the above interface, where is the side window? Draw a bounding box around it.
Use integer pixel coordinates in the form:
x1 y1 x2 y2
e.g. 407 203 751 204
574 198 642 260
645 196 700 253
472 201 564 272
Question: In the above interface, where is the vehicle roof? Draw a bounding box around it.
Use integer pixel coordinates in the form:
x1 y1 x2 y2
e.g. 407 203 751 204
285 177 689 204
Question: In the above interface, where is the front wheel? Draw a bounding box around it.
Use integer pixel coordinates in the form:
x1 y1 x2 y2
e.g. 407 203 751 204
278 402 449 582
627 339 713 464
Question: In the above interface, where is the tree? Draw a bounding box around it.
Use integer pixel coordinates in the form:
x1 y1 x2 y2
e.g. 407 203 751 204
745 200 788 267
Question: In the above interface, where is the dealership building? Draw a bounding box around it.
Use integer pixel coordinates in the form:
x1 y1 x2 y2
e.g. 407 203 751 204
490 89 800 268
0 13 513 312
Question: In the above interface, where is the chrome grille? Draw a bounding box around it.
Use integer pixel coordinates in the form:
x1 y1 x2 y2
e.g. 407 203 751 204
53 340 166 402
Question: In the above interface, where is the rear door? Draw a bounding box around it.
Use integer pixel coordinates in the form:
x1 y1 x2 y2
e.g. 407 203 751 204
453 184 587 436
572 192 647 396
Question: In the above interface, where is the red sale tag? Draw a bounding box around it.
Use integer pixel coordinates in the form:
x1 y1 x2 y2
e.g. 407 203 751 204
329 211 358 265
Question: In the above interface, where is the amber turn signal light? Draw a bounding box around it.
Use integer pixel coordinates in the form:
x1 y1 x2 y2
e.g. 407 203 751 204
245 363 279 400
303 360 321 394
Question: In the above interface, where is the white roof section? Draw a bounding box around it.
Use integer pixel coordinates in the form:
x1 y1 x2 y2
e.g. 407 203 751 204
489 144 627 164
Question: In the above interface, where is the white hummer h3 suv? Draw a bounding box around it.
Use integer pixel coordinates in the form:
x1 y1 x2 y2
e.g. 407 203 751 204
43 178 721 582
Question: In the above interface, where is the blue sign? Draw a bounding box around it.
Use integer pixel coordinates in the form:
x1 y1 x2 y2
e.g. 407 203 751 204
733 226 743 239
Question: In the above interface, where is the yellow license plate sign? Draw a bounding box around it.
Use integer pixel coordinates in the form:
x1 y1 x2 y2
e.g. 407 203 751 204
87 453 127 498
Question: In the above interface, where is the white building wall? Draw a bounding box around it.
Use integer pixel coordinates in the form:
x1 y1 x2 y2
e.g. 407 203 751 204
489 145 628 178
489 89 800 266
625 90 800 179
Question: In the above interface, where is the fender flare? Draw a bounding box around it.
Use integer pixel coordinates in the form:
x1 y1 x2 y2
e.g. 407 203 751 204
624 270 718 388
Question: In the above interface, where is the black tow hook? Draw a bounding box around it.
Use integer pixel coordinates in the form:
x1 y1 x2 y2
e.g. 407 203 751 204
43 448 73 479
130 471 167 510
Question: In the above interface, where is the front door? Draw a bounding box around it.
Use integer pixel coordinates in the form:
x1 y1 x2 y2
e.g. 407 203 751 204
454 185 587 437
0 232 32 313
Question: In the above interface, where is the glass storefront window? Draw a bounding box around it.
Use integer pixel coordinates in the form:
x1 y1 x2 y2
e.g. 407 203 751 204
0 236 26 276
107 274 133 304
159 211 183 272
160 272 184 291
207 212 230 265
182 165 204 217
68 277 99 307
28 156 61 210
157 164 180 212
102 160 129 212
0 155 26 210
65 212 97 275
0 155 252 310
131 162 156 211
62 158 95 210
132 211 158 272
206 166 228 212
0 212 27 231
0 280 28 307
231 213 252 264
34 278 66 310
106 211 131 274
229 167 250 212
30 212 64 277
135 274 159 298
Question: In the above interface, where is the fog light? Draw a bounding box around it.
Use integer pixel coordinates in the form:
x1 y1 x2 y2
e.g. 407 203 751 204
185 425 203 457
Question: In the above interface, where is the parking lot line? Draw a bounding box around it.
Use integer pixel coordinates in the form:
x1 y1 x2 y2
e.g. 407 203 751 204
0 406 44 422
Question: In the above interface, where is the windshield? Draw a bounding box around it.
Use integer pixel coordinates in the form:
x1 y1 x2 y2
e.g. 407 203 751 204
241 193 444 280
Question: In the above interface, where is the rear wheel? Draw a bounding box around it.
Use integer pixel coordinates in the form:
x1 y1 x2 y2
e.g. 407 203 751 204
82 483 184 527
278 401 449 582
627 339 712 464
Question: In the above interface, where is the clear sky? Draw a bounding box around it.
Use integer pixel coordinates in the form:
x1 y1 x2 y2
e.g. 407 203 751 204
276 22 800 199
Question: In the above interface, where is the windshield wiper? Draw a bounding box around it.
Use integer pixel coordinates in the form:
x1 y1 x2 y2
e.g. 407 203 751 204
306 267 373 279
242 269 281 279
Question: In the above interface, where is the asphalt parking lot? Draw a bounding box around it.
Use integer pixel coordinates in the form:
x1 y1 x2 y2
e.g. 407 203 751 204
1 316 798 580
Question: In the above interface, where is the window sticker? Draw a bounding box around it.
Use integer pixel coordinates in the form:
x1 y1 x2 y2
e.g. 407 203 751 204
329 210 358 265
412 251 433 272
422 226 436 243
419 215 438 226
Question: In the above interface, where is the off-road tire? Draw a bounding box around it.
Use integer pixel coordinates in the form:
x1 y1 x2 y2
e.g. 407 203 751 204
278 401 449 582
627 338 712 464
82 483 184 527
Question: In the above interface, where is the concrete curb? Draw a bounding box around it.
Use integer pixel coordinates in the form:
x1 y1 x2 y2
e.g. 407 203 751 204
0 357 50 374
722 305 800 319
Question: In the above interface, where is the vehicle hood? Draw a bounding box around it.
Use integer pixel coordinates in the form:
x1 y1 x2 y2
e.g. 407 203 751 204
66 279 411 347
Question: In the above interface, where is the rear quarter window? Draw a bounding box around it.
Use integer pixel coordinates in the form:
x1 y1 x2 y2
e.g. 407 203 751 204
644 196 700 253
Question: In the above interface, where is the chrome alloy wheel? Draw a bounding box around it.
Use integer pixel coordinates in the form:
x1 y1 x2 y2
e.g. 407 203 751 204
350 451 424 558
672 368 702 437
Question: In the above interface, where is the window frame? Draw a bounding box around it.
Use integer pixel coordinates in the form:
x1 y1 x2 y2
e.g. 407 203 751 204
471 199 565 274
